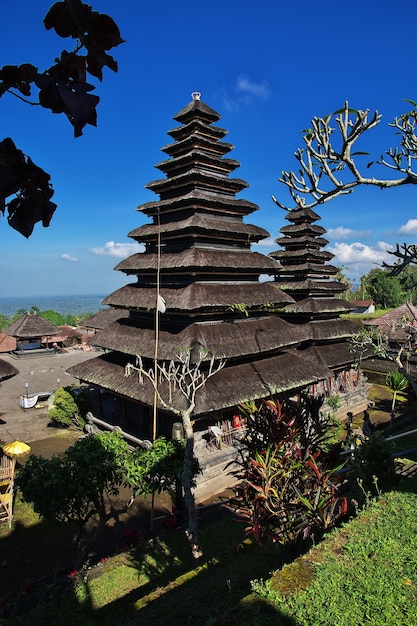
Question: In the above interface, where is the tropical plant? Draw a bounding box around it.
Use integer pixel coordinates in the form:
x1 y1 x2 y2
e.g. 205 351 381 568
229 396 347 548
326 394 340 413
47 386 81 427
386 371 408 413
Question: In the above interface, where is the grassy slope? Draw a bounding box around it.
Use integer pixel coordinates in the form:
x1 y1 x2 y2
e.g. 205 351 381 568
220 484 417 626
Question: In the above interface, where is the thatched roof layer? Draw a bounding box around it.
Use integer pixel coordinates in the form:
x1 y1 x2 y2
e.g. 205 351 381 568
67 349 332 417
85 315 309 361
81 308 130 331
129 215 269 242
0 333 16 352
0 359 18 380
115 249 280 274
365 302 417 328
3 313 60 338
103 282 293 312
284 297 353 315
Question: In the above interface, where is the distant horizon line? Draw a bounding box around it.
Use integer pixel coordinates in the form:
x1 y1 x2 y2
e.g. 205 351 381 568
0 294 107 300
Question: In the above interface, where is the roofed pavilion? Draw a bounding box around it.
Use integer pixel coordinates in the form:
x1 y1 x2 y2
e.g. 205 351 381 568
68 94 335 439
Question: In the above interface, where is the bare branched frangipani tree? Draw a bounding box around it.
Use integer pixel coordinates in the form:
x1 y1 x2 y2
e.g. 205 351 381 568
125 348 225 559
273 100 417 274
274 100 417 396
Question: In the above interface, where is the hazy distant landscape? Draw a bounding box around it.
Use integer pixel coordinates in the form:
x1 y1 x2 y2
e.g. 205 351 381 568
0 295 107 318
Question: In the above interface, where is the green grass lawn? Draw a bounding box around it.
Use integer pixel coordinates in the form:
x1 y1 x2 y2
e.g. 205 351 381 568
217 478 417 626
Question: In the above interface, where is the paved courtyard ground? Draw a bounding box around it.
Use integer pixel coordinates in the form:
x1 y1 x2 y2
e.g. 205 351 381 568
0 349 98 445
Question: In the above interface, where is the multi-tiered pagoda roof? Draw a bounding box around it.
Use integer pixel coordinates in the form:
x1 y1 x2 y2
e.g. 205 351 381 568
68 94 333 426
271 205 358 376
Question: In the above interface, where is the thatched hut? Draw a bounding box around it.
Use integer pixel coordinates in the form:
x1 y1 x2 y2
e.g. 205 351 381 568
3 312 60 352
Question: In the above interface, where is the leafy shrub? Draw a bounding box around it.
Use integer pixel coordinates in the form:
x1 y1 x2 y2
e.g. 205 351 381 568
48 387 81 428
229 395 347 547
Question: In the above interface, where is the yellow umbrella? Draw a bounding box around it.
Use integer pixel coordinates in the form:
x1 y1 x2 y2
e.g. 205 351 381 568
2 440 31 458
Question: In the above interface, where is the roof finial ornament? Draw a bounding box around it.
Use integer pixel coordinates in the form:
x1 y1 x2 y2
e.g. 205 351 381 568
191 91 201 101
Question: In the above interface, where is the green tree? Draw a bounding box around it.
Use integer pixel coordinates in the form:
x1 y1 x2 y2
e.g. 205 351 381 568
16 431 189 568
48 386 82 428
366 268 405 309
0 314 10 331
0 1 124 237
125 348 225 559
386 371 408 413
17 431 132 567
41 309 66 326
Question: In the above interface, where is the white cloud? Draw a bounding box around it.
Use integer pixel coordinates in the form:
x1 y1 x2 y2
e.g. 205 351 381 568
221 76 271 112
326 226 371 239
61 253 78 262
89 241 144 258
328 241 393 284
236 76 271 99
398 219 417 235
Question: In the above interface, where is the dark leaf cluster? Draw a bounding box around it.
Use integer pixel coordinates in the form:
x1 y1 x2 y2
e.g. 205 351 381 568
0 138 57 237
0 1 124 236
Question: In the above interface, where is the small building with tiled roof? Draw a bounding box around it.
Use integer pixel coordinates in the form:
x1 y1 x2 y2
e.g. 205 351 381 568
0 333 17 353
350 300 375 314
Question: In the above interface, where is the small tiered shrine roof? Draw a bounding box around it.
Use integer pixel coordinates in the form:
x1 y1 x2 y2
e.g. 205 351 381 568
271 205 358 372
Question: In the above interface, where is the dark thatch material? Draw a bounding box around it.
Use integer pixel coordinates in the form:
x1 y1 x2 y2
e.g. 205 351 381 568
275 279 345 292
0 359 19 380
301 344 356 370
83 315 310 361
167 119 227 141
273 248 333 261
103 282 293 312
137 191 259 218
174 98 221 124
146 169 249 196
129 215 269 242
283 298 353 315
273 264 339 275
280 223 326 236
81 308 130 331
67 349 332 417
284 206 322 222
275 236 329 248
3 313 60 339
309 319 359 341
115 249 280 274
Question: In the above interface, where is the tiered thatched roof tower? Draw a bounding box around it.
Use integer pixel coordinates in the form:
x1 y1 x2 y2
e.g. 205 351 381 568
270 205 362 399
68 94 334 436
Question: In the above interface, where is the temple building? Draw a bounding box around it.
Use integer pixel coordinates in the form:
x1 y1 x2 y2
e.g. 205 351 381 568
68 93 343 440
270 205 367 409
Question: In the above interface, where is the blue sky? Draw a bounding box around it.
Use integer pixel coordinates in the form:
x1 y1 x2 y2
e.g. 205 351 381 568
1 0 417 297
